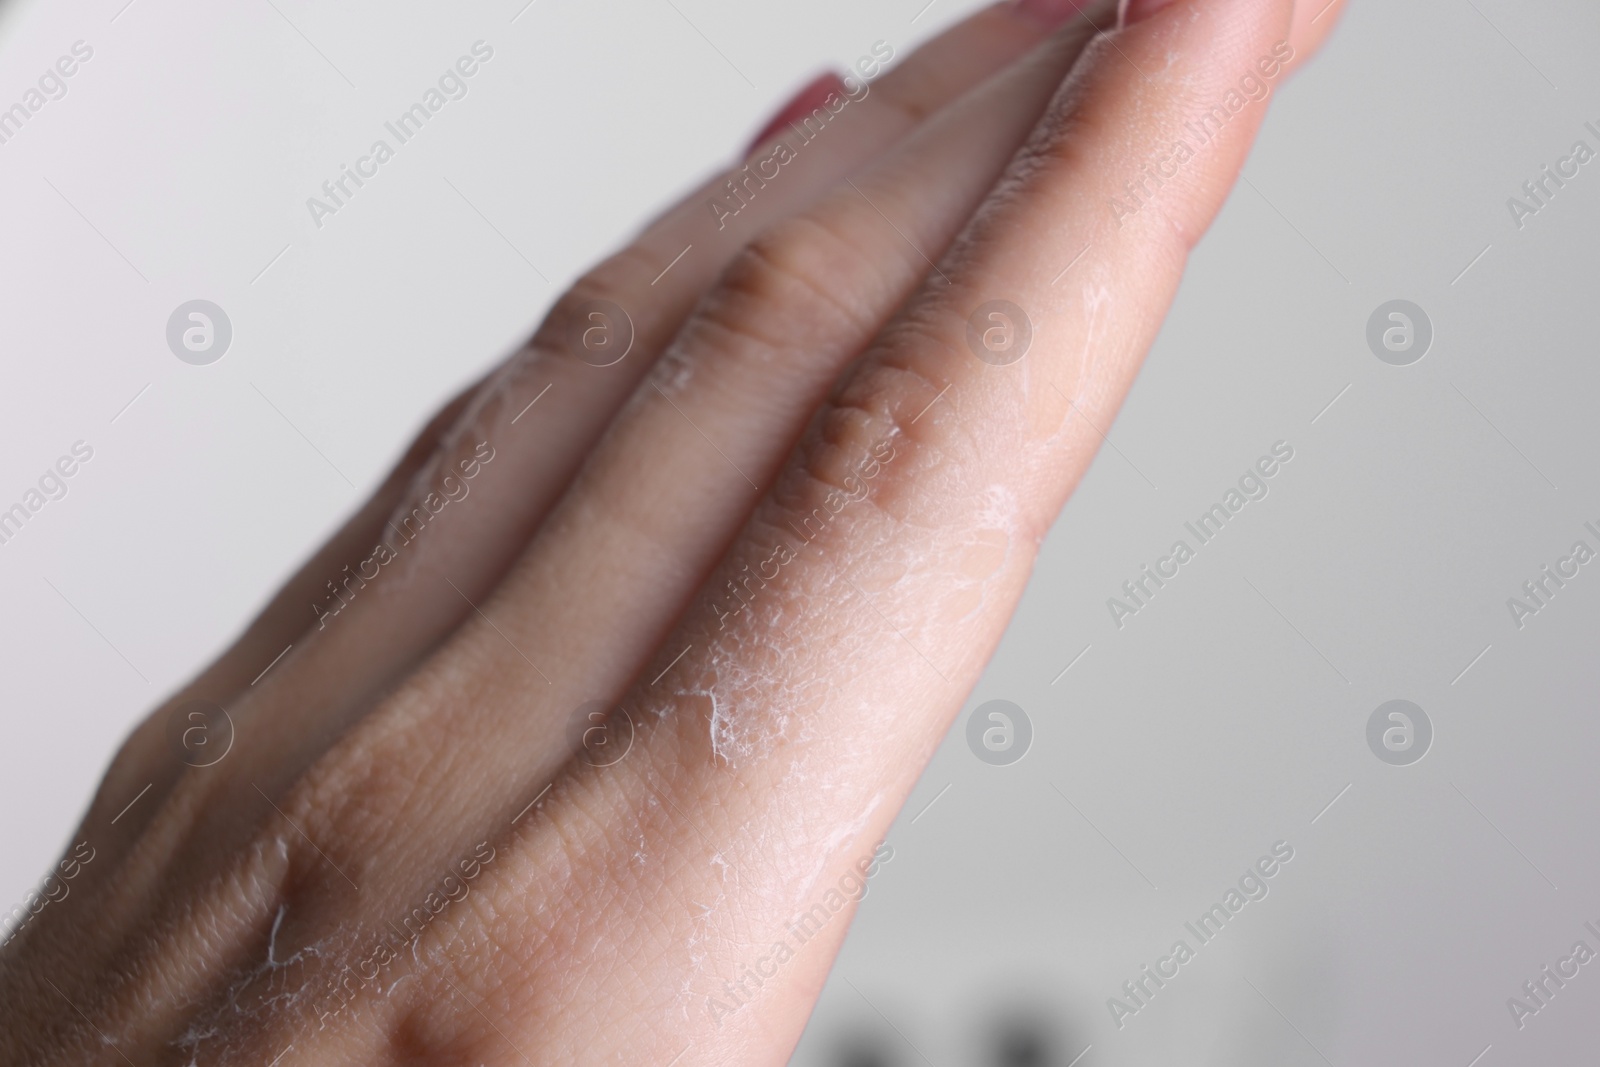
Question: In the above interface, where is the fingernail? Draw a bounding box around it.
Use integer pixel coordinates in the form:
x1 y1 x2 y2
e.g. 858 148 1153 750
746 72 846 154
1119 0 1181 26
1008 0 1096 28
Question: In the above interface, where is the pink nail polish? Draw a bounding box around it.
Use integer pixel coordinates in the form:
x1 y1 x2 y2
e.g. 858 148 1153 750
1119 0 1181 26
746 72 846 154
1009 0 1096 28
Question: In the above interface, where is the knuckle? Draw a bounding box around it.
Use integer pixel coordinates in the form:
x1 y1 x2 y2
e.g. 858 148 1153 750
694 216 876 357
529 243 656 359
778 351 955 533
262 730 410 896
869 66 938 129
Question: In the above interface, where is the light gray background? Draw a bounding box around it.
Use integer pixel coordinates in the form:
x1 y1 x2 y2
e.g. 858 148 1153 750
0 0 1594 1062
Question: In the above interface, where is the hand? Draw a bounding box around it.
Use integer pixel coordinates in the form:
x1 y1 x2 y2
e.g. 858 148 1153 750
0 0 1341 1062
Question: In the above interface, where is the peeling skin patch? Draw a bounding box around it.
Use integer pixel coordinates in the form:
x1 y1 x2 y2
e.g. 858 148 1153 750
938 517 1014 624
958 529 1011 580
684 878 730 960
646 405 1026 779
1078 282 1114 391
663 525 851 769
703 611 840 769
1036 272 1114 443
851 555 908 593
708 689 729 763
662 431 1025 770
798 794 883 901
652 342 696 395
170 873 498 1065
698 656 830 770
239 904 324 1011
172 908 350 1065
920 486 1018 623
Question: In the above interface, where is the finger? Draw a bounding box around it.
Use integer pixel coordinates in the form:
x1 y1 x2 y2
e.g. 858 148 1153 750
365 0 1112 615
478 0 1304 1059
745 0 1121 159
1286 0 1346 66
207 0 1117 775
86 376 482 826
746 0 1116 156
303 8 1118 864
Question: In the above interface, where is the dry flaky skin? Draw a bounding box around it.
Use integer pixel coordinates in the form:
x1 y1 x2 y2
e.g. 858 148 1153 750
0 0 1342 1063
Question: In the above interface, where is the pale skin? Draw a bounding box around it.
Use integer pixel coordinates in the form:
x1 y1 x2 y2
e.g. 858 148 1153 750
1 0 1343 1061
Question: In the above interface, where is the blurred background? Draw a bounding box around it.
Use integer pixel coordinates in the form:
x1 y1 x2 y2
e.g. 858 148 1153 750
2 0 1598 1062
